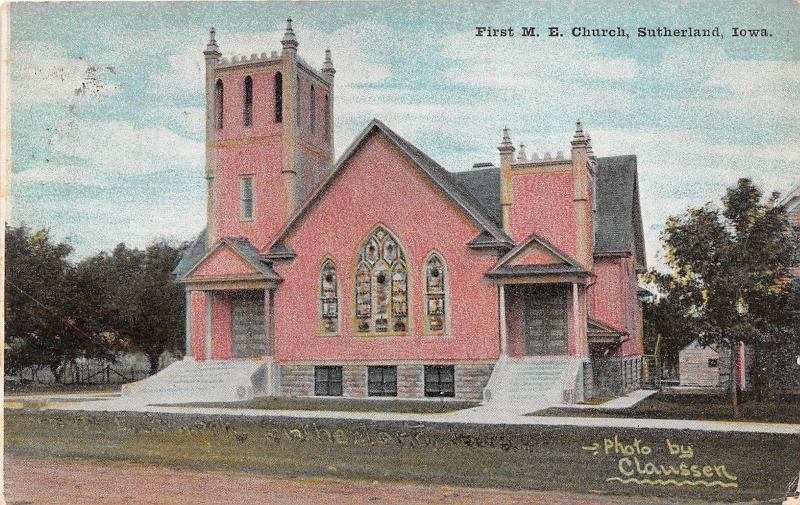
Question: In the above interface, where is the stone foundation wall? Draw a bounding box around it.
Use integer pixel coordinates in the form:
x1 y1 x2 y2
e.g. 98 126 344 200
397 365 424 398
279 362 494 400
343 365 367 398
454 364 494 401
280 365 314 397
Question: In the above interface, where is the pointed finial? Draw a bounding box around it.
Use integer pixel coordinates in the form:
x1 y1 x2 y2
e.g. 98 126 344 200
586 132 596 159
498 127 515 154
282 18 299 53
204 27 221 58
322 48 336 79
572 119 589 147
517 143 527 162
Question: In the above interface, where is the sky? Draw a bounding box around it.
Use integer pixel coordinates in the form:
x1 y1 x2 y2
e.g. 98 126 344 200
8 0 800 267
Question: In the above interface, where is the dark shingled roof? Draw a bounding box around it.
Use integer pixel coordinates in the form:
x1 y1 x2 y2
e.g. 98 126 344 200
451 155 646 269
223 237 281 279
449 168 502 225
594 155 645 268
172 227 207 280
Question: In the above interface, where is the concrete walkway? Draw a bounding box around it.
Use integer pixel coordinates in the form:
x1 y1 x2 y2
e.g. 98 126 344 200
567 388 659 409
8 392 799 435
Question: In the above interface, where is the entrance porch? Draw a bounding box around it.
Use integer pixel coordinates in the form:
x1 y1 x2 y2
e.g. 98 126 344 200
119 237 284 404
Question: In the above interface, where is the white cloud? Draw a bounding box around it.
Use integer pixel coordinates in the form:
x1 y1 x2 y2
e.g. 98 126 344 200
148 21 393 97
146 106 206 138
46 119 203 178
13 164 108 187
11 41 121 105
438 32 638 90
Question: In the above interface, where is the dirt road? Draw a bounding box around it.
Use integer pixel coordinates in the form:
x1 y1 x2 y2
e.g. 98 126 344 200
5 456 746 505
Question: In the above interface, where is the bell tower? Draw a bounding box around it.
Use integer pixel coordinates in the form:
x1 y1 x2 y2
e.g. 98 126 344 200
203 20 336 250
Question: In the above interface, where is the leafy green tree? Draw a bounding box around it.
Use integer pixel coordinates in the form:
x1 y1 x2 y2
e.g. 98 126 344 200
5 225 112 381
642 283 696 371
80 239 188 375
656 178 797 415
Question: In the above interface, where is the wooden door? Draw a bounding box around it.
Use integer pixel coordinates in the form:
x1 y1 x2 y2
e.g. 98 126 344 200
523 286 568 356
231 291 266 358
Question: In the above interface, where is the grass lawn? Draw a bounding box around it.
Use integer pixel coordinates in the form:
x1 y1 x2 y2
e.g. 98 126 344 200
6 408 800 502
159 396 480 414
534 392 800 424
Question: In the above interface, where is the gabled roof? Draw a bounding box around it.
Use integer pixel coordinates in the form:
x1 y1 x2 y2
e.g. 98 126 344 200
594 155 646 269
266 119 513 254
447 166 502 226
486 232 590 278
588 317 629 337
179 236 281 282
264 241 296 260
779 182 800 214
172 228 207 280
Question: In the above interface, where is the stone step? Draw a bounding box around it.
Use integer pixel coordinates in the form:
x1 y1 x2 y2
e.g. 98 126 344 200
122 359 275 404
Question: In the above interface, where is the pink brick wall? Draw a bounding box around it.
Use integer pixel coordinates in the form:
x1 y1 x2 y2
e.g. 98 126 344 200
213 68 287 249
190 291 234 360
272 133 501 362
215 70 283 142
211 294 232 359
508 171 577 258
295 73 332 154
589 255 642 356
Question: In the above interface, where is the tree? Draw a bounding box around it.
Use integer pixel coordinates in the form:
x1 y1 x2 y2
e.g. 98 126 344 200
642 284 696 371
5 225 112 381
655 178 797 415
80 239 188 375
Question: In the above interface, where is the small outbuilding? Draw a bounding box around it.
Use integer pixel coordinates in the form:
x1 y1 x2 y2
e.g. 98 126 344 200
679 340 722 387
678 339 750 390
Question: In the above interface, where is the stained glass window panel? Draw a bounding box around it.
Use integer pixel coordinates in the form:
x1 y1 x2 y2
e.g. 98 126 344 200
320 260 338 333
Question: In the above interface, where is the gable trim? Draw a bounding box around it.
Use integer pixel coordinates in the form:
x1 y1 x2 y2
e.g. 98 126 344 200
490 231 587 274
264 119 512 255
181 237 281 282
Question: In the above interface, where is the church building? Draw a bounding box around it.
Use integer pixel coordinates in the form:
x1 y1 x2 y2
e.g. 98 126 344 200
126 20 646 410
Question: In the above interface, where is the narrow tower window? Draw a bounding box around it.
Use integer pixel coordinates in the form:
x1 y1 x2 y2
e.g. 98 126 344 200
324 94 330 142
274 72 283 123
240 176 254 220
296 76 301 129
310 85 316 134
243 76 253 126
214 79 224 130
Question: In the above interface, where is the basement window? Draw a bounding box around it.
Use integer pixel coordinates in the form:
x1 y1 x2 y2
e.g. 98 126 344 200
368 366 397 397
314 366 343 396
424 365 454 398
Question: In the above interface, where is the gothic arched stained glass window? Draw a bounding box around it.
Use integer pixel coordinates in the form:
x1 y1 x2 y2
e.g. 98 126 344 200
355 227 408 334
425 253 447 334
320 259 338 333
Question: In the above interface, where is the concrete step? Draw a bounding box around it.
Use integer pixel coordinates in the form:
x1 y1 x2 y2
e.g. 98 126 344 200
121 359 276 404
